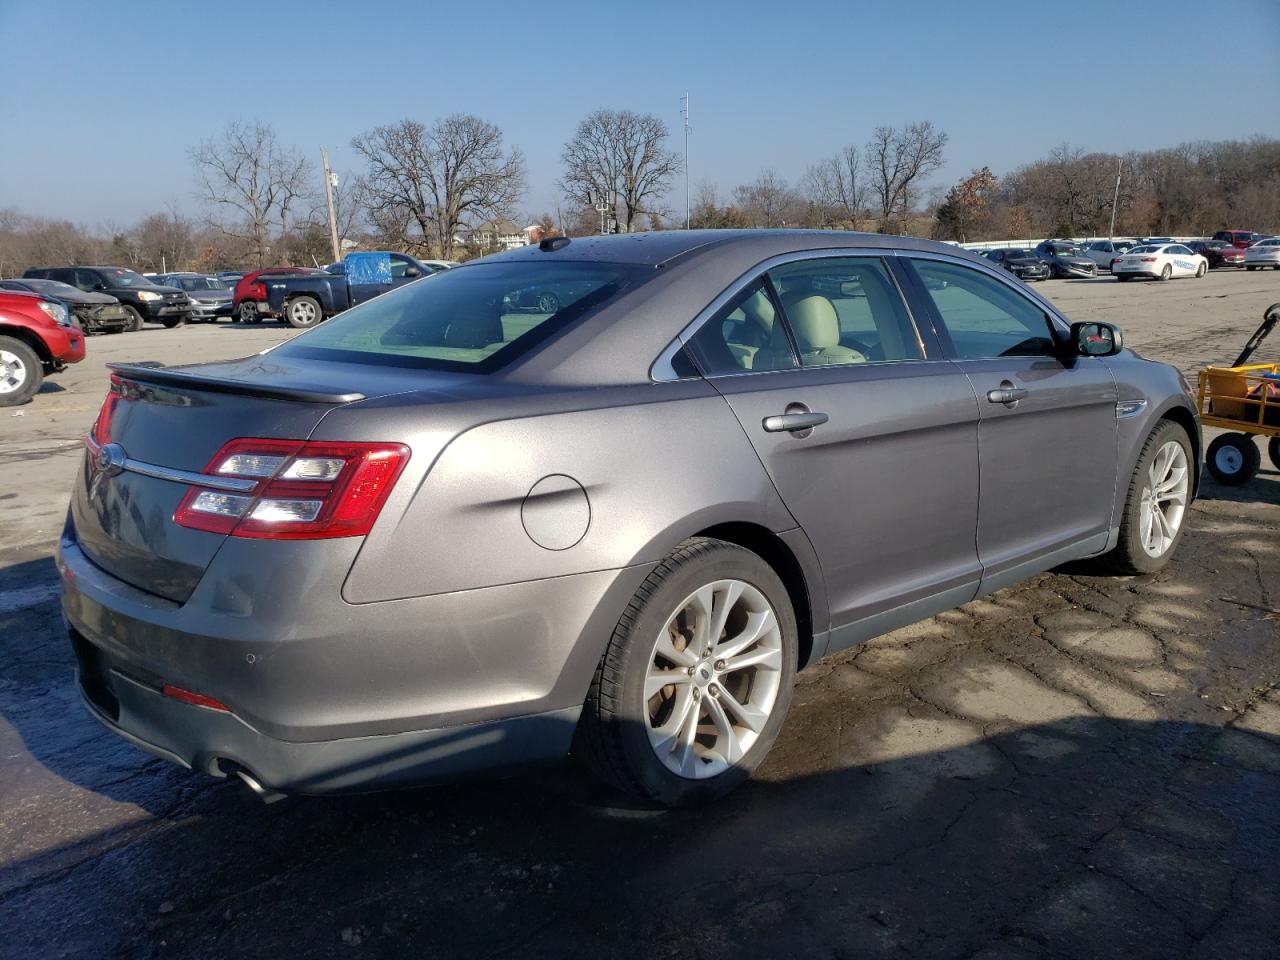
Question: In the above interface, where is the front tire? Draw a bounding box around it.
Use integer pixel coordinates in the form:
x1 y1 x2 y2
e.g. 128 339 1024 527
1206 433 1260 486
0 336 43 406
575 538 798 806
1097 420 1193 575
121 305 144 332
285 296 322 329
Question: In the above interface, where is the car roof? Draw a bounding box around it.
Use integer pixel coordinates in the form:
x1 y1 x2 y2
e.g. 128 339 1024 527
478 229 980 268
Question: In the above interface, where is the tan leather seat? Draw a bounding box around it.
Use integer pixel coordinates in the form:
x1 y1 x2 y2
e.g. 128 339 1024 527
785 294 866 366
728 288 777 370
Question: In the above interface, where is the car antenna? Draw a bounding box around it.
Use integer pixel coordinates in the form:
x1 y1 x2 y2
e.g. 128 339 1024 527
540 236 571 252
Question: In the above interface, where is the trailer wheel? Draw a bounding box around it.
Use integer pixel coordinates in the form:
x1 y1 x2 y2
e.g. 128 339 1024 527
1206 433 1260 486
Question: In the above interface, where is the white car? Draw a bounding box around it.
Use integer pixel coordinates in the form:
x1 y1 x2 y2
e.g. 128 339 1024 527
1244 237 1280 271
1084 239 1139 271
1112 243 1208 282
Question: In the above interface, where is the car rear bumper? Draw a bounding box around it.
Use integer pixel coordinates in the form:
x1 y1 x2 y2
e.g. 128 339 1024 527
57 534 651 793
72 636 580 796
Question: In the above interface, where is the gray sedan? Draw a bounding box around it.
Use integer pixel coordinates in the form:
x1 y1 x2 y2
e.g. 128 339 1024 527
59 231 1199 806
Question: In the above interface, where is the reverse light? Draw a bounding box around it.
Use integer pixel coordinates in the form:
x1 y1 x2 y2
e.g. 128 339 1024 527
175 438 410 539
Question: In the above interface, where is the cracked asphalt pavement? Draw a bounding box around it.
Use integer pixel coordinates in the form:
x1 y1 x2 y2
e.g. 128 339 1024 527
1 273 1278 959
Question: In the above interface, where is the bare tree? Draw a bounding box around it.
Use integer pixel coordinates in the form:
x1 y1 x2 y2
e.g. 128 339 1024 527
732 169 803 228
352 115 525 259
560 109 682 233
190 121 311 268
867 121 948 233
803 145 866 229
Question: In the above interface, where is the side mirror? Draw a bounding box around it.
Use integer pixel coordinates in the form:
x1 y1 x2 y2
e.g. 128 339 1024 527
404 266 420 277
1071 321 1122 357
93 283 108 292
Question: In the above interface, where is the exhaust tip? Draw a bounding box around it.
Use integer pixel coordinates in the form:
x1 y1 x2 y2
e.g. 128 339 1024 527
233 767 287 804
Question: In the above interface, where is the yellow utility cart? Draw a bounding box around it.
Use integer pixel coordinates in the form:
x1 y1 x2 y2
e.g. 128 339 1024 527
1197 302 1280 485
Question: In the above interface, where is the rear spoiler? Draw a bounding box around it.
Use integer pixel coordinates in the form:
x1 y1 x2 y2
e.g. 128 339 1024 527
107 362 365 404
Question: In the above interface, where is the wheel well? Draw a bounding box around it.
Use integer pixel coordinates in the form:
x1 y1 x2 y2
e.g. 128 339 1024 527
0 325 52 363
1159 407 1200 495
694 521 814 668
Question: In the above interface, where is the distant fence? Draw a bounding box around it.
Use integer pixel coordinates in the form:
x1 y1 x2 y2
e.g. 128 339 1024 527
957 236 1202 251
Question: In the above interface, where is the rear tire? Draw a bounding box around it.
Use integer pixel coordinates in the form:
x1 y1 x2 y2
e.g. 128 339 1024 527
0 336 43 406
237 301 259 324
1116 274 1131 282
285 296 323 329
1268 437 1280 471
121 305 144 332
1206 433 1260 486
1095 420 1193 575
1159 264 1172 281
575 537 798 807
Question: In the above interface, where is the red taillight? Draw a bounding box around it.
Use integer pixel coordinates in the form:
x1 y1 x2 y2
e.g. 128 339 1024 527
1140 257 1157 262
247 281 266 300
162 684 230 712
173 438 410 540
89 374 123 448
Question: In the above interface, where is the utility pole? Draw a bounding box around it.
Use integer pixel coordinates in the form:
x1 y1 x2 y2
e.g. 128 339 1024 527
1108 157 1122 243
321 147 341 263
681 92 690 230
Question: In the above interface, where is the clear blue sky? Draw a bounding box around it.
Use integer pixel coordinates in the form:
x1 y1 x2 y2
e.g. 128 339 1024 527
1 0 1277 225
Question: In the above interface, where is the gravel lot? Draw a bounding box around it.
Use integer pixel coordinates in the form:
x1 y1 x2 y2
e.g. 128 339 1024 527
1 271 1277 959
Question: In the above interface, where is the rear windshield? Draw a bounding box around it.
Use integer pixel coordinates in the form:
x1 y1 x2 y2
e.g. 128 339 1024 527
274 261 634 372
175 277 227 291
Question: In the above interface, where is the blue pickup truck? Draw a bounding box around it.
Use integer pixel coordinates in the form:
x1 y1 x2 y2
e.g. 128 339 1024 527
264 252 443 328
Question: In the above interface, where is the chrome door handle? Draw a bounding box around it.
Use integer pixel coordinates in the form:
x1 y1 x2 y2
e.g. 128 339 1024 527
762 411 829 434
986 385 1029 405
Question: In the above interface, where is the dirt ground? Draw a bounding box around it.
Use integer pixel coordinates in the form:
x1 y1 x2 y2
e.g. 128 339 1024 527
1 270 1277 959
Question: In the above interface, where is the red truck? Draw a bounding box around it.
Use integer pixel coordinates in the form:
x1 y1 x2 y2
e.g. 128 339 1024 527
0 289 86 405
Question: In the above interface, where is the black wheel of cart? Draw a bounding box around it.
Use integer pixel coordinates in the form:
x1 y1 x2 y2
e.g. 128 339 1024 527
1206 433 1260 486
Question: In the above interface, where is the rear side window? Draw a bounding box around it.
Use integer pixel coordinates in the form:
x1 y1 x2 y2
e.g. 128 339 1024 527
686 279 796 376
275 261 634 372
911 259 1058 360
767 257 923 365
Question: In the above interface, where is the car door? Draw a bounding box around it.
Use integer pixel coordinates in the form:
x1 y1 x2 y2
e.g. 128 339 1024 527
1168 245 1196 276
901 255 1118 592
683 253 983 648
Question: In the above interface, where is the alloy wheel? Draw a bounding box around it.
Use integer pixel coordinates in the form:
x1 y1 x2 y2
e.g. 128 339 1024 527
1139 440 1188 557
289 300 319 326
645 579 783 779
0 348 28 395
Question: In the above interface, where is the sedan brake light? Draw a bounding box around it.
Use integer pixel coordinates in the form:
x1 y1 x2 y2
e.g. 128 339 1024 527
174 438 410 539
1139 257 1157 262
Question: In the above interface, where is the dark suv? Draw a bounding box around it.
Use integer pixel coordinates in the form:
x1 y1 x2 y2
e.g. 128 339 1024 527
21 266 191 330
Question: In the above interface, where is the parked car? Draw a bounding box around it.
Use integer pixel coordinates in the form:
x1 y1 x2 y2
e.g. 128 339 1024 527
1083 239 1138 271
21 266 190 329
215 271 246 287
62 230 1199 806
1112 243 1208 281
1139 237 1176 246
1186 240 1245 269
1213 230 1267 249
155 274 234 321
262 251 437 328
0 278 132 334
1244 237 1280 270
231 267 326 324
0 289 85 405
1033 241 1098 278
980 248 1051 281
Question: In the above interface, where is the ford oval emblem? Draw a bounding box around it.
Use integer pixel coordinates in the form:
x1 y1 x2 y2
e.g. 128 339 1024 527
95 443 127 478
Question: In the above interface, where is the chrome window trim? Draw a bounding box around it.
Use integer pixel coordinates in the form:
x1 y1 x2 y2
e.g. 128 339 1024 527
649 246 928 383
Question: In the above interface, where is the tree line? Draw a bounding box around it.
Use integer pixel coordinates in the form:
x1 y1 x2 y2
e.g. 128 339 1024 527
1 111 1276 276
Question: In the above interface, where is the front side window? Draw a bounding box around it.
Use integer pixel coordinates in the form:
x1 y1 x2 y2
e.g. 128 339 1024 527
74 269 102 290
274 260 634 372
911 259 1059 360
767 257 923 366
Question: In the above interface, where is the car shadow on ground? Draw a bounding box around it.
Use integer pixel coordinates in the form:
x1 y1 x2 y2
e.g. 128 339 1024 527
1 554 1278 959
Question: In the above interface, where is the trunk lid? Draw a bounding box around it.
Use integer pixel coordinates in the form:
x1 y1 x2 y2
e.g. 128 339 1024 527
70 355 437 603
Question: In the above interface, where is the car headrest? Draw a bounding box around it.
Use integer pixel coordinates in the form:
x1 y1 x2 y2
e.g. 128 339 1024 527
785 294 840 350
739 288 776 333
